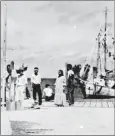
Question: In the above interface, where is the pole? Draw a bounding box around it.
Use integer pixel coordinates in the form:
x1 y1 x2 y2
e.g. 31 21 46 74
96 33 101 74
103 7 108 86
104 7 108 72
2 1 7 108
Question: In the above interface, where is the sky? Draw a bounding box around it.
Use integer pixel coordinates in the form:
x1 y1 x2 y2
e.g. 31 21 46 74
1 1 114 78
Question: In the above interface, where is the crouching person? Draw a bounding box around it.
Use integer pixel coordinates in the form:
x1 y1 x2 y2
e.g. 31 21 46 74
43 84 54 101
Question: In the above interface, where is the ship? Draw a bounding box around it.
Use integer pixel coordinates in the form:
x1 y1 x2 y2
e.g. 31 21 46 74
80 7 115 97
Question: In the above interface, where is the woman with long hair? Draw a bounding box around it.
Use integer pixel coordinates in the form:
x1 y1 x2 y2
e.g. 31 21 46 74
54 70 66 107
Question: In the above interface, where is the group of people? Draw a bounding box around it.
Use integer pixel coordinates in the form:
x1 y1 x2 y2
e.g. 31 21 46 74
4 61 88 110
30 63 87 108
4 61 28 109
54 64 87 107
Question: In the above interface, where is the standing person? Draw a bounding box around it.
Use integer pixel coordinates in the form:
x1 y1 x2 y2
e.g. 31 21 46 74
10 61 17 104
54 70 66 107
73 64 86 99
67 64 74 78
67 64 75 106
10 61 17 78
43 84 54 101
5 64 17 110
73 64 81 79
31 67 42 109
15 68 27 110
79 80 87 99
5 64 12 104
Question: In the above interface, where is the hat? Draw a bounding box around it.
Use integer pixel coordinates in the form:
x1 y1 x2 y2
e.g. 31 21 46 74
16 66 28 74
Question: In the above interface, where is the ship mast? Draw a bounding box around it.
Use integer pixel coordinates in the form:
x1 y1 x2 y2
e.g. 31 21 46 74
104 7 108 73
96 32 101 75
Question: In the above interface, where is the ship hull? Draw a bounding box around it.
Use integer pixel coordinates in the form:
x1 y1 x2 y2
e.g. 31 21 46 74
86 82 115 97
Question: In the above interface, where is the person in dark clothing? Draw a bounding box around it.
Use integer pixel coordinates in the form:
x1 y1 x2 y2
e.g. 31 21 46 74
31 67 42 108
25 78 32 99
82 64 90 81
67 64 76 106
67 72 75 106
25 87 30 99
79 81 87 99
73 64 87 99
73 64 81 78
74 76 87 99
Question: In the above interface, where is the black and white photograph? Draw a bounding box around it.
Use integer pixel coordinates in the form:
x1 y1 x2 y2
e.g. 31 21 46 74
1 1 115 135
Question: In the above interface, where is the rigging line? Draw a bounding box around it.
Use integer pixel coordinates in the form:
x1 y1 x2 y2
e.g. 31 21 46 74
99 56 102 74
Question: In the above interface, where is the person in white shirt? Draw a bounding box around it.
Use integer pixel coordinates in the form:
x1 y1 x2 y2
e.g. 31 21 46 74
67 64 75 105
68 69 74 77
31 67 42 108
15 68 27 110
43 84 54 101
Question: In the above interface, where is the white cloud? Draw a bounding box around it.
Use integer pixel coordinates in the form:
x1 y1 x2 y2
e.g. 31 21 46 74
1 1 114 78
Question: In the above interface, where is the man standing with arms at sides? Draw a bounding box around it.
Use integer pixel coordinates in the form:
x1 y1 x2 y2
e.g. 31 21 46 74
67 64 75 106
31 67 42 109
